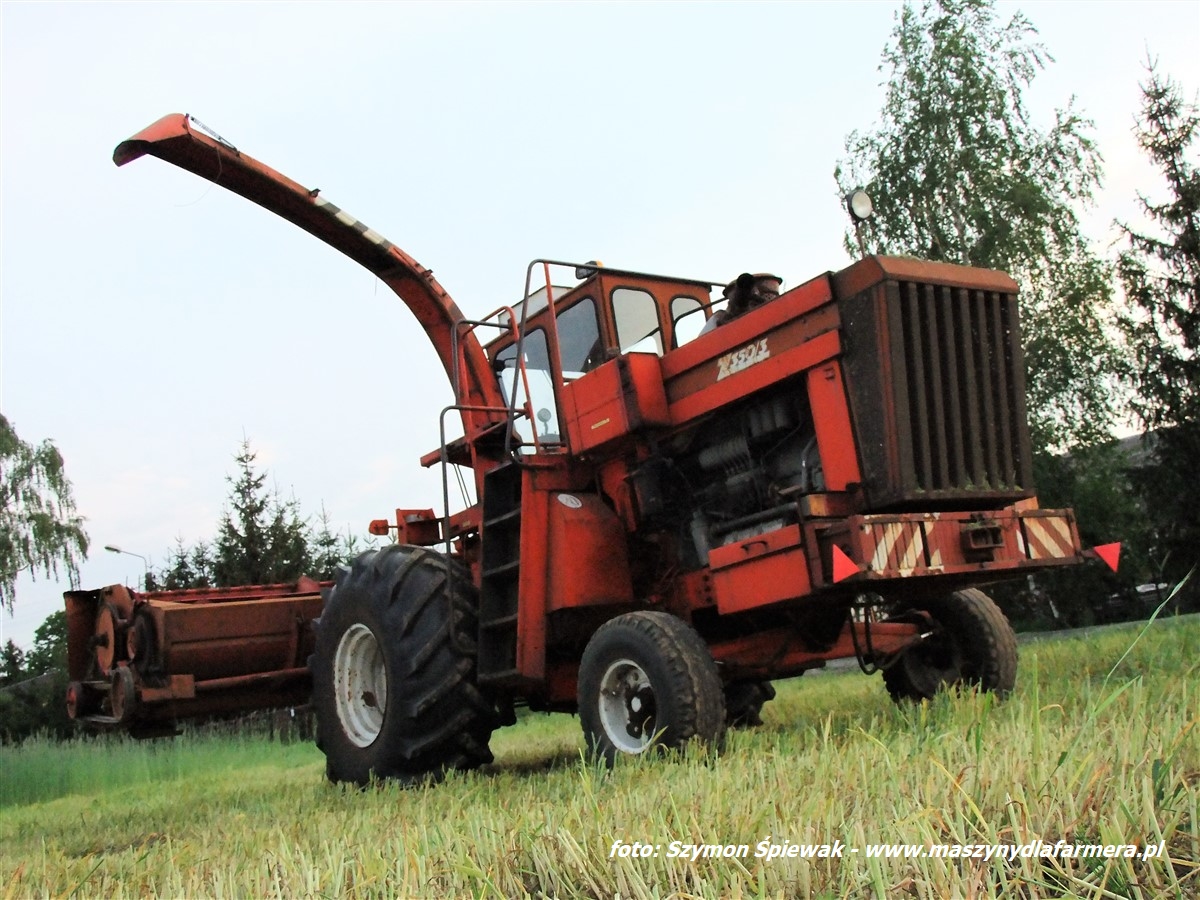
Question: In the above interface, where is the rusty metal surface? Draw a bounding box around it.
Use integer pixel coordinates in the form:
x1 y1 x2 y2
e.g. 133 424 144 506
833 255 1019 299
813 507 1084 592
65 579 327 732
838 262 1034 509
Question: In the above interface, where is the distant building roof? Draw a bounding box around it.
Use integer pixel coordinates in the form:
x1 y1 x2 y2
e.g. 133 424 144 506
1114 431 1159 469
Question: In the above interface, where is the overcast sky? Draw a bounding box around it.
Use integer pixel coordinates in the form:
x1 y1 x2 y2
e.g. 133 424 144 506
2 0 1198 649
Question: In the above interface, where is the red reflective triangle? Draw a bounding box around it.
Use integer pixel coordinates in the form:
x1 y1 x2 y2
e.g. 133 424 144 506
832 544 859 583
1094 542 1121 572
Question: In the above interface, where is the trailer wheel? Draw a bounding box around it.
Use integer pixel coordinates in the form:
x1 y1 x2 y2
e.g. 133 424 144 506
724 679 777 728
883 588 1017 702
311 545 497 786
578 611 725 765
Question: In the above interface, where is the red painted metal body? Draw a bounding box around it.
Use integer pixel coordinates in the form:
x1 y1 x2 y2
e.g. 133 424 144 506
463 255 1076 702
66 114 1099 734
65 580 324 731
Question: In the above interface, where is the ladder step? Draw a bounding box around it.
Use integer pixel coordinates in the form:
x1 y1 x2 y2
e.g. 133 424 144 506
483 508 523 528
479 459 522 687
482 560 521 577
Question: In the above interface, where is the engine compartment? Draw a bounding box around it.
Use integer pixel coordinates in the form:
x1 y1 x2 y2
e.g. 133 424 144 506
649 379 826 569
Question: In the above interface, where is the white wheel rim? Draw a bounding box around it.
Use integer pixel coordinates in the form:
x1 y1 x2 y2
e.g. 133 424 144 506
598 658 657 754
333 623 387 748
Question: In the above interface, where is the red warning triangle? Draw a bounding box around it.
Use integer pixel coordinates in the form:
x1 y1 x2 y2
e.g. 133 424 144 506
1093 542 1121 572
831 544 859 583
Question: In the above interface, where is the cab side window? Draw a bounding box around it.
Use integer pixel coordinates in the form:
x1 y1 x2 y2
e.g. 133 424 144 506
671 295 706 346
556 298 602 375
493 328 560 446
612 287 663 355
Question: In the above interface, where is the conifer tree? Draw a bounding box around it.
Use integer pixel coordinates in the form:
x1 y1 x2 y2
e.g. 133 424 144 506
1117 61 1200 586
212 442 312 587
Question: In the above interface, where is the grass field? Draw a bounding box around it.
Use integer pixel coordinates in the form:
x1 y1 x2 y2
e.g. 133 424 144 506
1 617 1197 898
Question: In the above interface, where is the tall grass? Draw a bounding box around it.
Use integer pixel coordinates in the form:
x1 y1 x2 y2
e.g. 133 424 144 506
0 732 319 809
2 617 1196 898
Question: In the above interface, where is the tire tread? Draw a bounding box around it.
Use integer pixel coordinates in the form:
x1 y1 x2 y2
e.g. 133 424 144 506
883 588 1017 702
579 611 725 763
312 545 496 786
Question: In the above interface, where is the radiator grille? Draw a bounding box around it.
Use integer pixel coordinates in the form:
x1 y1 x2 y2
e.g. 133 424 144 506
891 279 1031 496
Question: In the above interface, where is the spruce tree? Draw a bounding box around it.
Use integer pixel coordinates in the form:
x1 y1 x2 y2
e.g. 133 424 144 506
213 442 271 586
212 442 313 586
151 441 365 589
1117 61 1200 588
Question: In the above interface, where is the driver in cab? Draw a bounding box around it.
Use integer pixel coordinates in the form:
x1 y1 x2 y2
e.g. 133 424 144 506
699 272 783 335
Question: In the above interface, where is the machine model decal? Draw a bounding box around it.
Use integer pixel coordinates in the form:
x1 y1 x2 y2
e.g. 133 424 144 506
717 338 770 382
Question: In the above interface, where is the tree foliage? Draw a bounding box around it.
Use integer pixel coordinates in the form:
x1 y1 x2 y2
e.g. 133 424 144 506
310 505 365 581
1117 61 1200 586
1 640 25 685
1 612 66 686
1 442 367 743
155 442 365 590
1118 63 1200 431
159 537 215 591
835 0 1126 452
211 443 311 587
0 415 89 612
0 611 72 743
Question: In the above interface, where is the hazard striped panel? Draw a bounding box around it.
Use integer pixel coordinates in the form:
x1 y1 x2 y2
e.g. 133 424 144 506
314 196 395 250
849 509 1080 582
868 521 927 575
1019 515 1075 560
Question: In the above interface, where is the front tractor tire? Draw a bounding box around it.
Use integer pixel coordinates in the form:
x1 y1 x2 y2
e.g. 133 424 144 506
578 611 725 765
311 545 497 786
883 588 1017 703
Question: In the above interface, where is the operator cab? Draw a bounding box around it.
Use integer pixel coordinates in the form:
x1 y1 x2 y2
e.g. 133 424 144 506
487 260 714 449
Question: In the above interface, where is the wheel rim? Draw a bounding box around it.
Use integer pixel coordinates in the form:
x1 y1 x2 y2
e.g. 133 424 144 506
901 634 964 696
333 623 388 748
598 658 658 754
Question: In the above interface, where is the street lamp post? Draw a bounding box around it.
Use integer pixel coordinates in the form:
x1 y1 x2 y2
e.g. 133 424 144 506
104 545 153 591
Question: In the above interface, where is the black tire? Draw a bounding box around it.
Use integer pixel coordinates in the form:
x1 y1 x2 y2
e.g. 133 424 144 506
724 679 777 728
310 545 497 786
882 588 1017 703
578 611 725 765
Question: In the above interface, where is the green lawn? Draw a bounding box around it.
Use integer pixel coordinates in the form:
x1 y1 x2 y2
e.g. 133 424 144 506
2 617 1196 898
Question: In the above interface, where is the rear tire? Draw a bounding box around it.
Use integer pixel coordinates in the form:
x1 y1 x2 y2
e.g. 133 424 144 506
883 588 1017 702
311 545 497 786
578 611 725 765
